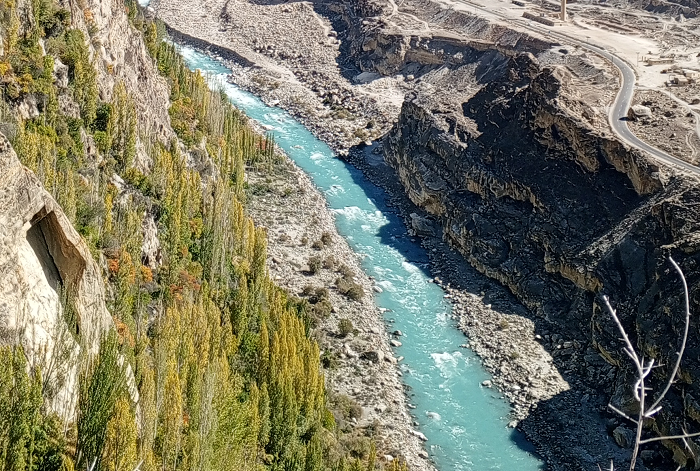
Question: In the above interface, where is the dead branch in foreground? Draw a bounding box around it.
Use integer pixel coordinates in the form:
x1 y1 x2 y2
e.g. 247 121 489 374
603 256 693 471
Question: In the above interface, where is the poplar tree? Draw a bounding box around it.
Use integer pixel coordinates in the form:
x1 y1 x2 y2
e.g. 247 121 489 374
1 347 38 471
103 397 138 471
161 361 183 471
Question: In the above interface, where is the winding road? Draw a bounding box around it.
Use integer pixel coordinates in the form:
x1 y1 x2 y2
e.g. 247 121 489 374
453 0 700 175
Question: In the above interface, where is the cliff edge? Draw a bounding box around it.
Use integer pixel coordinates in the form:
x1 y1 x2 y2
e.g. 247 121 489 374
385 46 700 469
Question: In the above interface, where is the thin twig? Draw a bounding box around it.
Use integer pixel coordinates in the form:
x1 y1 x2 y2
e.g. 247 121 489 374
648 257 690 413
638 431 700 445
602 256 695 470
608 404 638 424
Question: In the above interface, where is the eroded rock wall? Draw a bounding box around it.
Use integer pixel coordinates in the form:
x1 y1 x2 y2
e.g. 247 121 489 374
325 0 554 76
385 51 700 466
53 0 174 168
0 134 113 420
0 0 172 419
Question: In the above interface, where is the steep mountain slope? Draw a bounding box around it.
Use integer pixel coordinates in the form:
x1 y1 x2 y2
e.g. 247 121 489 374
0 132 112 419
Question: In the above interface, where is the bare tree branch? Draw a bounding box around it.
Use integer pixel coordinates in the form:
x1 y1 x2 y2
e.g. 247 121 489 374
608 404 638 424
638 431 700 445
601 256 694 471
647 257 690 413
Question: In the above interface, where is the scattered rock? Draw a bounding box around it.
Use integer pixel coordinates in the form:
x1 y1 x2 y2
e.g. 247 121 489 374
360 350 384 363
612 425 635 449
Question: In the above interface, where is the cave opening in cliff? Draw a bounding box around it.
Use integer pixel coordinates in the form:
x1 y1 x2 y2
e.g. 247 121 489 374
26 208 81 336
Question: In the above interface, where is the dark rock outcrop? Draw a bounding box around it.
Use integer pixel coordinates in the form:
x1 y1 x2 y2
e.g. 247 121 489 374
324 0 555 77
385 51 700 468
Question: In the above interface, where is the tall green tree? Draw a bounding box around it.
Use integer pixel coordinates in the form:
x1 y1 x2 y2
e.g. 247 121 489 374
103 397 138 471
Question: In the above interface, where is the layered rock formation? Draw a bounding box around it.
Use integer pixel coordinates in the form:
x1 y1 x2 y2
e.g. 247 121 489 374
384 42 700 467
327 0 555 76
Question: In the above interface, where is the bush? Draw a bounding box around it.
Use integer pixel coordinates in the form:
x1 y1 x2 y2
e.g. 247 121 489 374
314 287 329 302
323 255 337 270
308 255 322 274
123 168 154 196
338 318 354 337
320 231 333 246
336 278 364 301
312 299 333 320
338 264 355 279
321 350 339 369
311 239 324 250
332 394 363 421
341 435 371 460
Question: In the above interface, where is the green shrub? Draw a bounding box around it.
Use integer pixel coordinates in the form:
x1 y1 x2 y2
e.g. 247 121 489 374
312 299 332 320
123 167 154 196
321 350 338 369
308 255 322 274
336 278 364 301
313 287 329 302
331 394 363 421
338 318 354 337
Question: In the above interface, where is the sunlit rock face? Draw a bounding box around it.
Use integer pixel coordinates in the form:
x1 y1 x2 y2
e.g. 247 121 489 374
0 133 112 421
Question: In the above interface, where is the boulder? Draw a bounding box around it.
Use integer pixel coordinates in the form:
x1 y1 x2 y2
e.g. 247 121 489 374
53 58 69 89
142 213 162 270
627 104 652 121
612 425 635 449
409 212 437 236
360 350 384 362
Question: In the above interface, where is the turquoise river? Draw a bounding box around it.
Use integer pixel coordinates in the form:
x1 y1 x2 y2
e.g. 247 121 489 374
153 25 545 470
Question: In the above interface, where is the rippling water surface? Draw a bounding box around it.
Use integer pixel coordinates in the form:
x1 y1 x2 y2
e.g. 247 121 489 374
153 32 544 470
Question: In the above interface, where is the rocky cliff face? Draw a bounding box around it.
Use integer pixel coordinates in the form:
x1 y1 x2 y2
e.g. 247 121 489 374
325 0 554 76
0 0 172 420
61 0 174 147
385 50 700 467
0 133 112 420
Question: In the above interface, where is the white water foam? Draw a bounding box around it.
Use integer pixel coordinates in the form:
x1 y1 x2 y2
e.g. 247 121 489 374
431 351 465 379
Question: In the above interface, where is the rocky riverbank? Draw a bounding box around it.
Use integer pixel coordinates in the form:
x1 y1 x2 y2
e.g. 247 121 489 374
241 146 433 469
153 0 408 154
